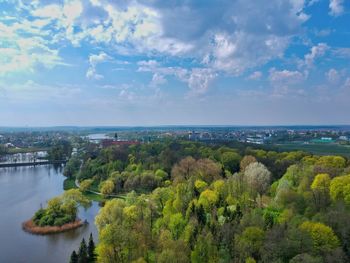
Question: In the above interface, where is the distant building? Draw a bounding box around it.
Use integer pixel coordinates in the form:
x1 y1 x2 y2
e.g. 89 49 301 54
246 137 264 144
321 137 333 142
339 136 349 141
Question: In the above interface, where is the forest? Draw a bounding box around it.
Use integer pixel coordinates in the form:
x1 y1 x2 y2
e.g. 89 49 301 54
65 140 350 263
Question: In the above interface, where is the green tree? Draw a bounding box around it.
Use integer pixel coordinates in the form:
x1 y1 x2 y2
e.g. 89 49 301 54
191 232 218 263
78 238 88 263
88 233 96 262
100 180 115 196
221 151 241 173
330 175 350 205
300 221 340 253
311 173 330 210
70 250 78 263
235 227 265 261
79 179 93 192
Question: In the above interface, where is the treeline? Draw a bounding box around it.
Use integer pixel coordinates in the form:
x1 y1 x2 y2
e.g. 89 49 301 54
71 140 350 263
65 140 308 198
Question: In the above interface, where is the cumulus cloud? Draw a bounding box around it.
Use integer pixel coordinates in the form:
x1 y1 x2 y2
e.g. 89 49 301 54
86 52 111 80
138 60 216 96
303 43 329 68
329 0 344 16
15 0 310 76
269 68 305 84
0 19 64 75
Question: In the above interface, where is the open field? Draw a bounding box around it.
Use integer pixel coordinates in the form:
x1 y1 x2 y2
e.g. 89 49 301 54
276 143 350 157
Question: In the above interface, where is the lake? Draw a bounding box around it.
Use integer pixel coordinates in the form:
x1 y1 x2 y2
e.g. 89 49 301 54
0 165 99 263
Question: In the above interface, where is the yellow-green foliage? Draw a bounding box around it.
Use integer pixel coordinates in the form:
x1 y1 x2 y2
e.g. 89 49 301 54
123 205 138 221
194 179 208 192
100 180 115 195
330 175 350 204
300 221 339 252
311 173 330 192
198 189 218 210
245 257 256 263
316 156 346 169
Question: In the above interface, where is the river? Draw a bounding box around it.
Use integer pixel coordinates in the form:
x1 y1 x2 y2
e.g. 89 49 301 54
0 165 99 263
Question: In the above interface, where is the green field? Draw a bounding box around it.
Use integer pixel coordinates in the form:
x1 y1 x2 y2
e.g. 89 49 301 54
276 142 350 157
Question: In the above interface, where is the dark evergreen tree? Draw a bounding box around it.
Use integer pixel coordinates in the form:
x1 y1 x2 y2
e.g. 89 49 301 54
87 233 96 262
196 204 206 226
70 250 78 263
78 238 88 263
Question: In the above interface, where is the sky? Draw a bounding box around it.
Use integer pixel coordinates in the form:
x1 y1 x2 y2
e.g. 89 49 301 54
0 0 349 126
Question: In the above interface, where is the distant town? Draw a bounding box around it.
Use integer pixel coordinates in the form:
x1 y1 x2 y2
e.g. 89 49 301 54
1 126 350 159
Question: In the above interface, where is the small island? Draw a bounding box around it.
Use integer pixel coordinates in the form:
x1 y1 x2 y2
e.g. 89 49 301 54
23 189 91 235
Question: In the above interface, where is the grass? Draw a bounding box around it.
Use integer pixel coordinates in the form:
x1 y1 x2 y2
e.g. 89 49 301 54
63 178 126 202
63 178 77 190
276 142 350 158
84 192 105 202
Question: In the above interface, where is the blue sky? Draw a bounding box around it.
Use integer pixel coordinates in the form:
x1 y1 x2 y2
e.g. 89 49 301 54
0 0 349 126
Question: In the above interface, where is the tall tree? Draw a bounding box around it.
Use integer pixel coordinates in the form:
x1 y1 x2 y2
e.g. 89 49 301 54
70 250 78 263
88 233 96 262
78 238 88 263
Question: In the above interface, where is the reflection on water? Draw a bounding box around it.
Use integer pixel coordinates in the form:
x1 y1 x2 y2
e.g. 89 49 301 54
0 151 48 164
0 165 99 263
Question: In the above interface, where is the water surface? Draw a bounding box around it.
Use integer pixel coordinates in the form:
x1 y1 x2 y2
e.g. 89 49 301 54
0 165 99 263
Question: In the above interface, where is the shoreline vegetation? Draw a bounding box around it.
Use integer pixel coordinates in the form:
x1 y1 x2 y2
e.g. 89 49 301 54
23 189 91 235
22 219 84 235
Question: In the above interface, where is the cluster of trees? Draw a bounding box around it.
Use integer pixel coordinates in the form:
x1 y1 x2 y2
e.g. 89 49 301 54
33 189 90 227
83 140 350 263
67 141 306 200
47 140 72 161
0 144 8 155
70 234 96 263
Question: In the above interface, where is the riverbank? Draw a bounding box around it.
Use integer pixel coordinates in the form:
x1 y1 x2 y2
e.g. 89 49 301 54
22 219 84 235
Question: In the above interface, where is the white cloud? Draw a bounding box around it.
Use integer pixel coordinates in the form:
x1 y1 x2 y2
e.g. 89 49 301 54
326 68 340 84
248 71 263 80
187 68 217 97
269 68 306 97
303 43 329 68
31 4 62 19
150 73 167 87
0 20 64 75
86 52 111 79
138 61 217 96
269 68 305 84
329 0 344 16
24 0 309 75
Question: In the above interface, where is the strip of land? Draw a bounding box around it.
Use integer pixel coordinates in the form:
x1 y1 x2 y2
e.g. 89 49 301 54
22 219 84 235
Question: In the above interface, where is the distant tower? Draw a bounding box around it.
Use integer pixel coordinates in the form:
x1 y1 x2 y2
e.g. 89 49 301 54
114 133 118 141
